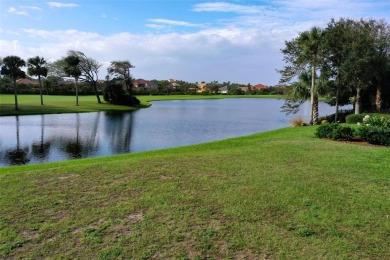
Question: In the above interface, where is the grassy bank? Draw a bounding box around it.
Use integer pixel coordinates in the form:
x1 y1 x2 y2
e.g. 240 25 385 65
0 95 137 116
0 126 389 258
0 94 281 116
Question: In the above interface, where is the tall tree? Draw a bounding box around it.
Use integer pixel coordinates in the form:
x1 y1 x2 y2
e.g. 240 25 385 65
107 61 135 98
68 50 102 103
63 55 81 106
279 27 323 124
370 19 390 112
27 56 48 106
0 56 26 110
322 18 355 120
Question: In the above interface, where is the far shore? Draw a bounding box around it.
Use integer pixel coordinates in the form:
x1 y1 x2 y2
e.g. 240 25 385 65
0 94 282 117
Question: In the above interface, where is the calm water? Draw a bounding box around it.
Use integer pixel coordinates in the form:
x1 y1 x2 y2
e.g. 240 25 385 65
0 98 345 167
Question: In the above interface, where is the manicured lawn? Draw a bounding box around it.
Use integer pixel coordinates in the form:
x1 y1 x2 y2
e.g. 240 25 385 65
0 94 281 116
0 126 389 258
0 95 137 116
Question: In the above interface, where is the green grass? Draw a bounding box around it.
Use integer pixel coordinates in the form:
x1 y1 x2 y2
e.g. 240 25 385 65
0 94 281 116
0 95 138 116
0 126 389 259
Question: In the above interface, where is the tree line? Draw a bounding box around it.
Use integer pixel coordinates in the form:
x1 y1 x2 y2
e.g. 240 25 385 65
0 50 137 110
279 18 390 124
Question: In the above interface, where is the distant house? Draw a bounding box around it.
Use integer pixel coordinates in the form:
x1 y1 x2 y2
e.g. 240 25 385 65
218 86 228 94
251 83 268 90
168 79 180 88
16 78 39 85
240 87 249 92
197 82 207 93
133 79 156 88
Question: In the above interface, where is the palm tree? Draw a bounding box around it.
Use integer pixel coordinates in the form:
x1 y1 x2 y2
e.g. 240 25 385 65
27 56 48 106
298 27 322 124
279 27 323 124
68 50 102 103
63 55 81 106
0 56 26 110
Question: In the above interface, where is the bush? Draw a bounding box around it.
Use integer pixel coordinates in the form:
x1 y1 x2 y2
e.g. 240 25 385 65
358 126 390 145
103 83 140 106
315 123 354 141
356 115 390 146
345 114 366 124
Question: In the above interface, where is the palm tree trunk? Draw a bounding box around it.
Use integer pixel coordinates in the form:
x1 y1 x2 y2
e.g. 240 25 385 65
75 78 79 106
334 74 340 122
38 75 43 106
312 94 319 124
93 82 101 103
310 65 315 125
355 86 361 114
13 78 19 110
376 84 382 112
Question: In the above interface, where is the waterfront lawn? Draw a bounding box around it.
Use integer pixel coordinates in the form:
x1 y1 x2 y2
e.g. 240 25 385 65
0 95 137 116
0 126 389 259
0 94 281 116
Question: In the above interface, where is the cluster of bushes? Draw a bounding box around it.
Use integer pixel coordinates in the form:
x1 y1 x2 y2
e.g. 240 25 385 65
357 115 390 145
315 123 354 141
103 83 140 106
316 115 390 146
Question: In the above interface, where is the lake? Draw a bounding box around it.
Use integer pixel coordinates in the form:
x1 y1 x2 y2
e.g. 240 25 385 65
0 98 345 167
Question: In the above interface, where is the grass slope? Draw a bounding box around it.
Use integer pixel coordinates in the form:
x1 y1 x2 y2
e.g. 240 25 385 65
0 126 389 259
0 94 281 116
0 95 137 116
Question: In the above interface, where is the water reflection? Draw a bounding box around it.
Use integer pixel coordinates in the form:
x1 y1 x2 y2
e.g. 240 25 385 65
31 115 51 162
0 110 138 166
0 99 351 167
5 116 30 165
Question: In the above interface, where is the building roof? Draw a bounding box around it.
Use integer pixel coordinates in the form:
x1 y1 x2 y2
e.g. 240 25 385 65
219 86 228 92
133 79 152 84
251 83 268 89
16 78 39 85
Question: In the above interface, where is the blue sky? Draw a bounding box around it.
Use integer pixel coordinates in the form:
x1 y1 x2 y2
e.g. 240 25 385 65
1 0 389 85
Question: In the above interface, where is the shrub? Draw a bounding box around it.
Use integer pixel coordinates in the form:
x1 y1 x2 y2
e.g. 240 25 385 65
315 123 354 141
345 114 366 124
356 115 390 146
103 83 140 106
290 115 308 127
358 126 390 145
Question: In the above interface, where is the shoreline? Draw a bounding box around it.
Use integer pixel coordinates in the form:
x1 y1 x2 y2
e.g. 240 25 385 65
0 94 282 117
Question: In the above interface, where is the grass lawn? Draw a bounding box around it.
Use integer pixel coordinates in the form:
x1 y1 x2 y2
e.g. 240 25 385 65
0 126 389 258
0 95 138 116
0 94 282 116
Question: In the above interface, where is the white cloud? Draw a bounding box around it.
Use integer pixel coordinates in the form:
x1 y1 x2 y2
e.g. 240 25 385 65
148 19 201 27
2 0 388 85
46 2 79 8
8 7 28 15
1 27 284 85
21 6 42 11
192 2 264 14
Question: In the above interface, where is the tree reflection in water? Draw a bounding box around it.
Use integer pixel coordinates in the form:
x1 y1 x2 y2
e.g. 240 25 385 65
62 113 83 159
31 115 51 162
104 111 134 153
6 116 30 165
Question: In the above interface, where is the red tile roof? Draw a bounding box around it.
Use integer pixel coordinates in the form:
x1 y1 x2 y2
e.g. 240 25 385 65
16 78 39 85
251 84 268 89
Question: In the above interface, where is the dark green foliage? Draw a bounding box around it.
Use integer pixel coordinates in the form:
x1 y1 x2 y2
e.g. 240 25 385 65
357 115 390 146
319 109 353 123
358 126 390 146
315 123 354 141
103 83 140 106
345 114 366 124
